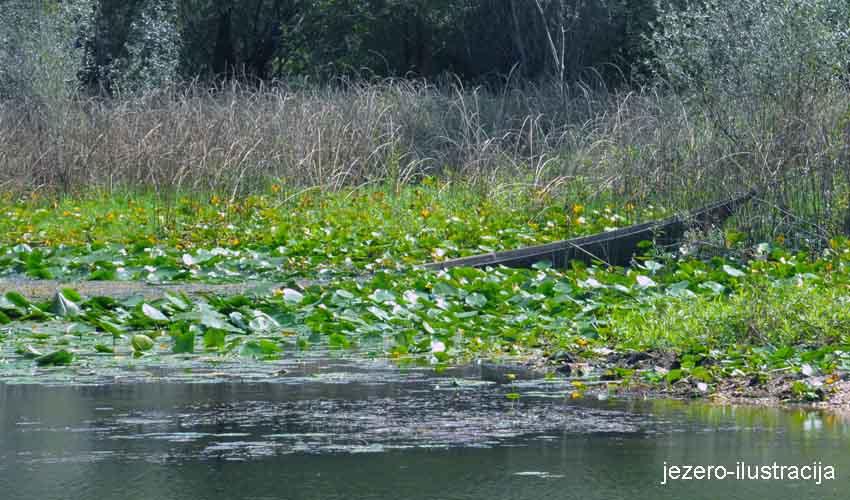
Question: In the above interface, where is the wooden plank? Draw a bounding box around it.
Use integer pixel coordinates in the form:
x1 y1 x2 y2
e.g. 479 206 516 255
423 190 755 270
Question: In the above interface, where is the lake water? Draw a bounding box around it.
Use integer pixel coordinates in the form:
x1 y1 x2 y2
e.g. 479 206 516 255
1 359 848 499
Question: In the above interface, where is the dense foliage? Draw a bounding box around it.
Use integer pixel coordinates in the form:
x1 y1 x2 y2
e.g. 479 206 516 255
0 0 659 91
1 1 850 403
2 188 850 404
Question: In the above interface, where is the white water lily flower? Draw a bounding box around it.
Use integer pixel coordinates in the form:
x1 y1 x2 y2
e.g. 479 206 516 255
431 340 446 353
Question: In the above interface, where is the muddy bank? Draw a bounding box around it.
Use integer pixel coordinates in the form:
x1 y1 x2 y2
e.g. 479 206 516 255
539 348 850 411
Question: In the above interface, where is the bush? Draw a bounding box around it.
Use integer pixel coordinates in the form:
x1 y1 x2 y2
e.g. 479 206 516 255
0 0 95 111
650 0 850 101
109 0 182 96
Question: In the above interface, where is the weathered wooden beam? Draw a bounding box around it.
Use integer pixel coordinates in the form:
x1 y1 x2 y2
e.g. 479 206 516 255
423 190 755 270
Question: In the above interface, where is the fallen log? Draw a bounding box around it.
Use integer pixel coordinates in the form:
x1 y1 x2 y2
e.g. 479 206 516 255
423 190 756 270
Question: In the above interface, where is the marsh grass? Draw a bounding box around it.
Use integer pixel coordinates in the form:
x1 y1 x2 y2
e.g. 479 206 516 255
0 78 848 244
611 281 850 351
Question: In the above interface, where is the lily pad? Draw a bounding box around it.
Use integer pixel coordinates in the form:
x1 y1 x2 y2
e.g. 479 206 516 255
35 349 74 366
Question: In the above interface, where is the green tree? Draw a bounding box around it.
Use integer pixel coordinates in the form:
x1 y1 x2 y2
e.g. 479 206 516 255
650 0 850 100
109 0 181 94
0 0 96 107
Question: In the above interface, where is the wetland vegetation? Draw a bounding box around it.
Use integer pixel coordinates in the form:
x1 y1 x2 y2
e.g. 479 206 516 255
5 3 850 499
2 0 850 408
3 184 850 407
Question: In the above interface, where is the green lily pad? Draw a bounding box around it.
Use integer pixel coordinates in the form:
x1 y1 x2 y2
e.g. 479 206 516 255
35 349 74 366
131 334 154 352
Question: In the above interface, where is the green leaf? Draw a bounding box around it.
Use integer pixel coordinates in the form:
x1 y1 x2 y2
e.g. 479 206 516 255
698 281 725 294
666 280 693 298
203 329 226 351
35 349 74 366
5 292 30 309
95 319 124 337
89 268 118 280
369 289 396 303
95 344 114 354
163 293 190 311
329 333 351 349
432 282 458 297
131 334 154 352
175 304 242 333
465 292 487 308
691 366 714 382
170 323 196 354
665 369 684 384
367 305 390 321
61 288 82 302
240 339 282 357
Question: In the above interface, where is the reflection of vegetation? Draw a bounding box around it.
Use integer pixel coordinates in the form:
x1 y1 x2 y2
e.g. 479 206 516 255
649 399 850 444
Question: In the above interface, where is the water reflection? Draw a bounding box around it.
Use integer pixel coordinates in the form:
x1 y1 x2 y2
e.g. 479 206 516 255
2 369 850 499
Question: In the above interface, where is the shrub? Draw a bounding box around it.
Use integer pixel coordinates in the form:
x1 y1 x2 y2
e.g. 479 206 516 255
0 0 95 111
649 0 850 101
109 0 182 96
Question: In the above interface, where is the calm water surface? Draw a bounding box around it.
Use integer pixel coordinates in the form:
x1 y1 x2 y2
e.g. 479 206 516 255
1 359 848 499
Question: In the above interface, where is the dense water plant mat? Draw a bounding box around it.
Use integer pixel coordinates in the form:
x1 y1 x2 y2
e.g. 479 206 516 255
2 186 850 407
3 250 850 406
0 185 661 281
